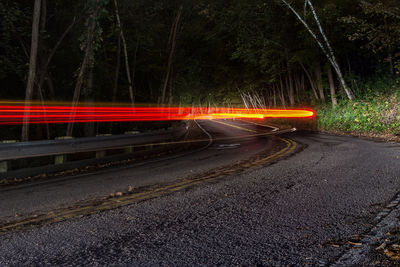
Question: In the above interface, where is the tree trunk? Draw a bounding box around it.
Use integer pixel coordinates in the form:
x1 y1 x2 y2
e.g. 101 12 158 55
327 65 338 107
285 52 295 106
300 62 319 101
22 0 42 141
294 73 301 102
280 0 354 100
66 2 100 137
131 40 139 95
315 62 325 101
37 79 50 139
84 67 95 137
112 35 121 103
389 54 394 75
267 88 272 108
279 76 287 108
306 0 354 100
36 0 76 139
113 0 134 105
161 6 183 104
46 74 55 100
288 73 295 106
36 0 50 140
285 76 291 105
168 66 174 105
299 72 305 99
109 35 121 134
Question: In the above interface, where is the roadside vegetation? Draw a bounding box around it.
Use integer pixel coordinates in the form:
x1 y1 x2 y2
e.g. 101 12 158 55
317 93 400 136
314 74 400 138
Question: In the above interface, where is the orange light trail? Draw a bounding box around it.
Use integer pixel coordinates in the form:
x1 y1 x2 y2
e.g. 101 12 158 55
0 104 314 125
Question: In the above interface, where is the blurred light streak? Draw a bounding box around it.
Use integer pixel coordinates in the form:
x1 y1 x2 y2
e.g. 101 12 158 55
0 103 314 125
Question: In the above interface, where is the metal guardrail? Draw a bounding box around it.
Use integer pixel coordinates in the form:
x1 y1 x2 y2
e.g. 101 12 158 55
0 125 188 178
0 126 187 161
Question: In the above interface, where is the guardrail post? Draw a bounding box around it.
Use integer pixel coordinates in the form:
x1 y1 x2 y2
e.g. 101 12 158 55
96 151 106 159
125 146 134 153
95 134 112 158
0 127 185 177
54 136 73 164
124 131 139 153
0 140 18 173
0 161 7 173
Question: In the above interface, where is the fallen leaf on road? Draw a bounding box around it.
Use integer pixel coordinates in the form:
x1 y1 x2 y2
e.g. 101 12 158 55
348 241 362 246
376 242 386 250
384 249 400 260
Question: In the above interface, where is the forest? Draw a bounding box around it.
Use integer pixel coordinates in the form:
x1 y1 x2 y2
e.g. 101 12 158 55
1 0 400 140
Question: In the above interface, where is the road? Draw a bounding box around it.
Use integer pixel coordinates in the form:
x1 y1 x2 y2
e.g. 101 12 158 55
0 120 281 221
0 120 400 266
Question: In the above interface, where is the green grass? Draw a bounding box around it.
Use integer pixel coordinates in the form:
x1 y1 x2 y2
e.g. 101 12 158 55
317 92 400 135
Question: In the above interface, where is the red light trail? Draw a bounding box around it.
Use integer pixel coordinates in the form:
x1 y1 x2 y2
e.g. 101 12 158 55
0 104 314 125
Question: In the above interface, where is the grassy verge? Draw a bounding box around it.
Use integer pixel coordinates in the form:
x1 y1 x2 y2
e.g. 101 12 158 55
317 92 400 135
268 92 400 142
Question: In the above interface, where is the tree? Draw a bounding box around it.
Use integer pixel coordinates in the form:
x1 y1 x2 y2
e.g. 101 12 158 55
327 64 338 106
341 0 400 75
66 0 103 137
161 5 183 104
22 0 42 141
113 0 135 105
280 0 355 100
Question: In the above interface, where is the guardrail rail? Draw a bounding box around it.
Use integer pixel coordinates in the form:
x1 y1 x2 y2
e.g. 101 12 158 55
0 125 188 180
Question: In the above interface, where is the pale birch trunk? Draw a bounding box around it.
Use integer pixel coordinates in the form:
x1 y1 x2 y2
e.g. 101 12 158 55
280 0 354 100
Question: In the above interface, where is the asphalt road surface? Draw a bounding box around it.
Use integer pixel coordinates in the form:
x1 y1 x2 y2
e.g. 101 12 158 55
0 120 400 266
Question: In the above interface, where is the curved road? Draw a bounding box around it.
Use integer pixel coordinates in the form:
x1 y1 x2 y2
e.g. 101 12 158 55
0 120 400 266
0 120 279 221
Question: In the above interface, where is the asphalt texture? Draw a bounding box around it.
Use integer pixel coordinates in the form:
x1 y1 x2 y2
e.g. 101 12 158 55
0 120 276 221
1 121 400 266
